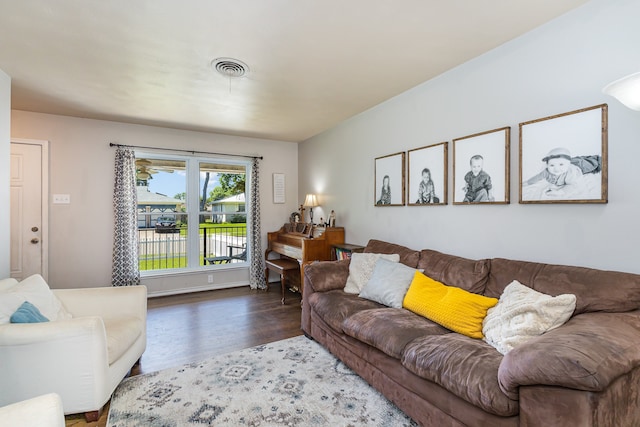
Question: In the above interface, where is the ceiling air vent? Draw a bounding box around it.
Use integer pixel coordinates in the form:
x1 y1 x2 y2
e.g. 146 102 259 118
211 58 249 78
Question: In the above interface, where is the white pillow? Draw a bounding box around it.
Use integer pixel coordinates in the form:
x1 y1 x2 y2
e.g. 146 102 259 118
0 278 18 292
482 280 576 355
343 253 400 294
0 274 72 325
359 258 420 308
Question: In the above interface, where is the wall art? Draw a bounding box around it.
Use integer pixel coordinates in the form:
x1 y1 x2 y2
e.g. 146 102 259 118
408 142 448 206
453 127 510 204
519 104 607 204
374 152 405 206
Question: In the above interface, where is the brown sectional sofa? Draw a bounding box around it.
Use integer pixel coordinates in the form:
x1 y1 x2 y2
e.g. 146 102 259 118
301 239 640 426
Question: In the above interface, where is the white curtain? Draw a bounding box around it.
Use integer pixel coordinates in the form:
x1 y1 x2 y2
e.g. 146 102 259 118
249 158 266 289
112 147 140 286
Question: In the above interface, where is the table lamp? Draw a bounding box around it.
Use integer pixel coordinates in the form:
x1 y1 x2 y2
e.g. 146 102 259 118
303 194 319 224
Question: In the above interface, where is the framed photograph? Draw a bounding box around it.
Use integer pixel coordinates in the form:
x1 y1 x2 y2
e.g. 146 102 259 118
374 152 405 206
453 127 510 204
408 142 448 206
519 104 607 204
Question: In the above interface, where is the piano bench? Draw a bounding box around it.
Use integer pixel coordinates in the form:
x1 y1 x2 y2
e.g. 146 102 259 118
265 258 301 305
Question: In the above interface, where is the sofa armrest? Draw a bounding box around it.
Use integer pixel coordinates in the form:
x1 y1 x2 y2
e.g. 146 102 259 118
53 285 147 322
498 311 640 400
304 260 350 293
301 260 350 335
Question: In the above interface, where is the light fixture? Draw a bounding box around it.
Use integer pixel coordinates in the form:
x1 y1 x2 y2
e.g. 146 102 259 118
303 194 319 224
603 71 640 110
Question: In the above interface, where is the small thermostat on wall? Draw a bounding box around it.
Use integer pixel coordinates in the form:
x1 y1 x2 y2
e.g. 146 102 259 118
52 194 71 204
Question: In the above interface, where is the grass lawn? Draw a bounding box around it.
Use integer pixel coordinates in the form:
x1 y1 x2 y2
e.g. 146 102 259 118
140 255 218 270
139 253 247 271
172 223 247 237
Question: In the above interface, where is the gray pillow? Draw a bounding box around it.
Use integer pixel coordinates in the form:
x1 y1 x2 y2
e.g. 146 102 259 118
359 258 419 308
344 253 400 294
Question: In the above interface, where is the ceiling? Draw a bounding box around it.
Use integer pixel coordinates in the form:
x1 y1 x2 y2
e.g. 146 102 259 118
0 0 589 142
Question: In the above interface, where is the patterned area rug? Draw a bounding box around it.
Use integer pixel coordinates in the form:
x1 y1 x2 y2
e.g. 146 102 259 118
107 335 417 426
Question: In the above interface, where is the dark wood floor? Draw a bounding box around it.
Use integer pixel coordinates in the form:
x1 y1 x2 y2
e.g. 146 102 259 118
65 285 303 426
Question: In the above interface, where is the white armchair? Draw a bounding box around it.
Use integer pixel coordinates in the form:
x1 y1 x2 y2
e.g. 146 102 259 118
0 278 147 421
0 393 65 427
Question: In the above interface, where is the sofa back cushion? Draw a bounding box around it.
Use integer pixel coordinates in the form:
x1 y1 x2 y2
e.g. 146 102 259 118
417 249 490 294
486 258 640 314
364 239 420 268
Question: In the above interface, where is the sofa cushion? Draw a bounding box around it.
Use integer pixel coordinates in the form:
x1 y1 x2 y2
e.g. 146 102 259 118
304 259 351 293
342 308 450 359
402 334 518 417
344 253 400 294
104 316 143 365
359 259 419 308
308 290 383 333
485 258 640 314
417 249 490 294
403 272 498 339
364 239 420 268
483 280 576 354
342 308 451 359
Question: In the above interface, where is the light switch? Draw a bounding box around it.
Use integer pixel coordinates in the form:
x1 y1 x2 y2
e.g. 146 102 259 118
52 194 71 204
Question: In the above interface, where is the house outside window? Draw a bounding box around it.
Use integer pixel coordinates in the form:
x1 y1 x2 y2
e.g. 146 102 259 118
135 153 249 273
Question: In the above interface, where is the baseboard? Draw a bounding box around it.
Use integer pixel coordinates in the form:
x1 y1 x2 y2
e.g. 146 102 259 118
147 282 248 298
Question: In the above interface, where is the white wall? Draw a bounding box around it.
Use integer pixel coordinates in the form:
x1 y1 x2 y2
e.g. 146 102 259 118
0 70 9 277
299 0 640 274
11 111 298 294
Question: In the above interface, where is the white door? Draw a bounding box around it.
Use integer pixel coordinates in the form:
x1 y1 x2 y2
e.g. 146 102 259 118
10 140 48 280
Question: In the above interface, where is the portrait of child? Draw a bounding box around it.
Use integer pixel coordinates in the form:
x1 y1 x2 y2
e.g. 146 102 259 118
462 155 494 202
519 104 606 203
453 128 509 204
408 142 447 206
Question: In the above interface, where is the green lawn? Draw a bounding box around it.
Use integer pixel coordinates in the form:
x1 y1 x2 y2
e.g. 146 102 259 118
140 256 211 270
172 223 247 237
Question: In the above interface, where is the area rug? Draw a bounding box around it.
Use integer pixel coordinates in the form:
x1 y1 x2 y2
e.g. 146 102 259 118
107 335 417 426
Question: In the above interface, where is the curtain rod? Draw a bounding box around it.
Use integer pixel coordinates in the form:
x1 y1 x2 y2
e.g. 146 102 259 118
109 142 263 160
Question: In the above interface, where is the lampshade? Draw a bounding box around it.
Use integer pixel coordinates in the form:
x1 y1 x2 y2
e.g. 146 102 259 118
303 194 319 207
603 72 640 111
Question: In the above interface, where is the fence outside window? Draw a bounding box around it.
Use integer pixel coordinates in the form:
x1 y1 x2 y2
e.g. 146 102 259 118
138 224 247 271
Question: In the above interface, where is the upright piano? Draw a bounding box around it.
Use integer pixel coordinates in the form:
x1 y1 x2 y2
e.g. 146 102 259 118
265 223 345 294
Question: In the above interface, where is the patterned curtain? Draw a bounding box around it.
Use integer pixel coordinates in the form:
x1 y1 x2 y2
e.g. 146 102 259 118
112 147 140 286
249 158 266 290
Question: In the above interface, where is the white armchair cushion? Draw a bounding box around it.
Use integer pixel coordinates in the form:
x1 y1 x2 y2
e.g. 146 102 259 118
104 316 144 364
0 275 72 325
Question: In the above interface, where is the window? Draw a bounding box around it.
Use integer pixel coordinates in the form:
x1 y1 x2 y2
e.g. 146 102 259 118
135 153 249 273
